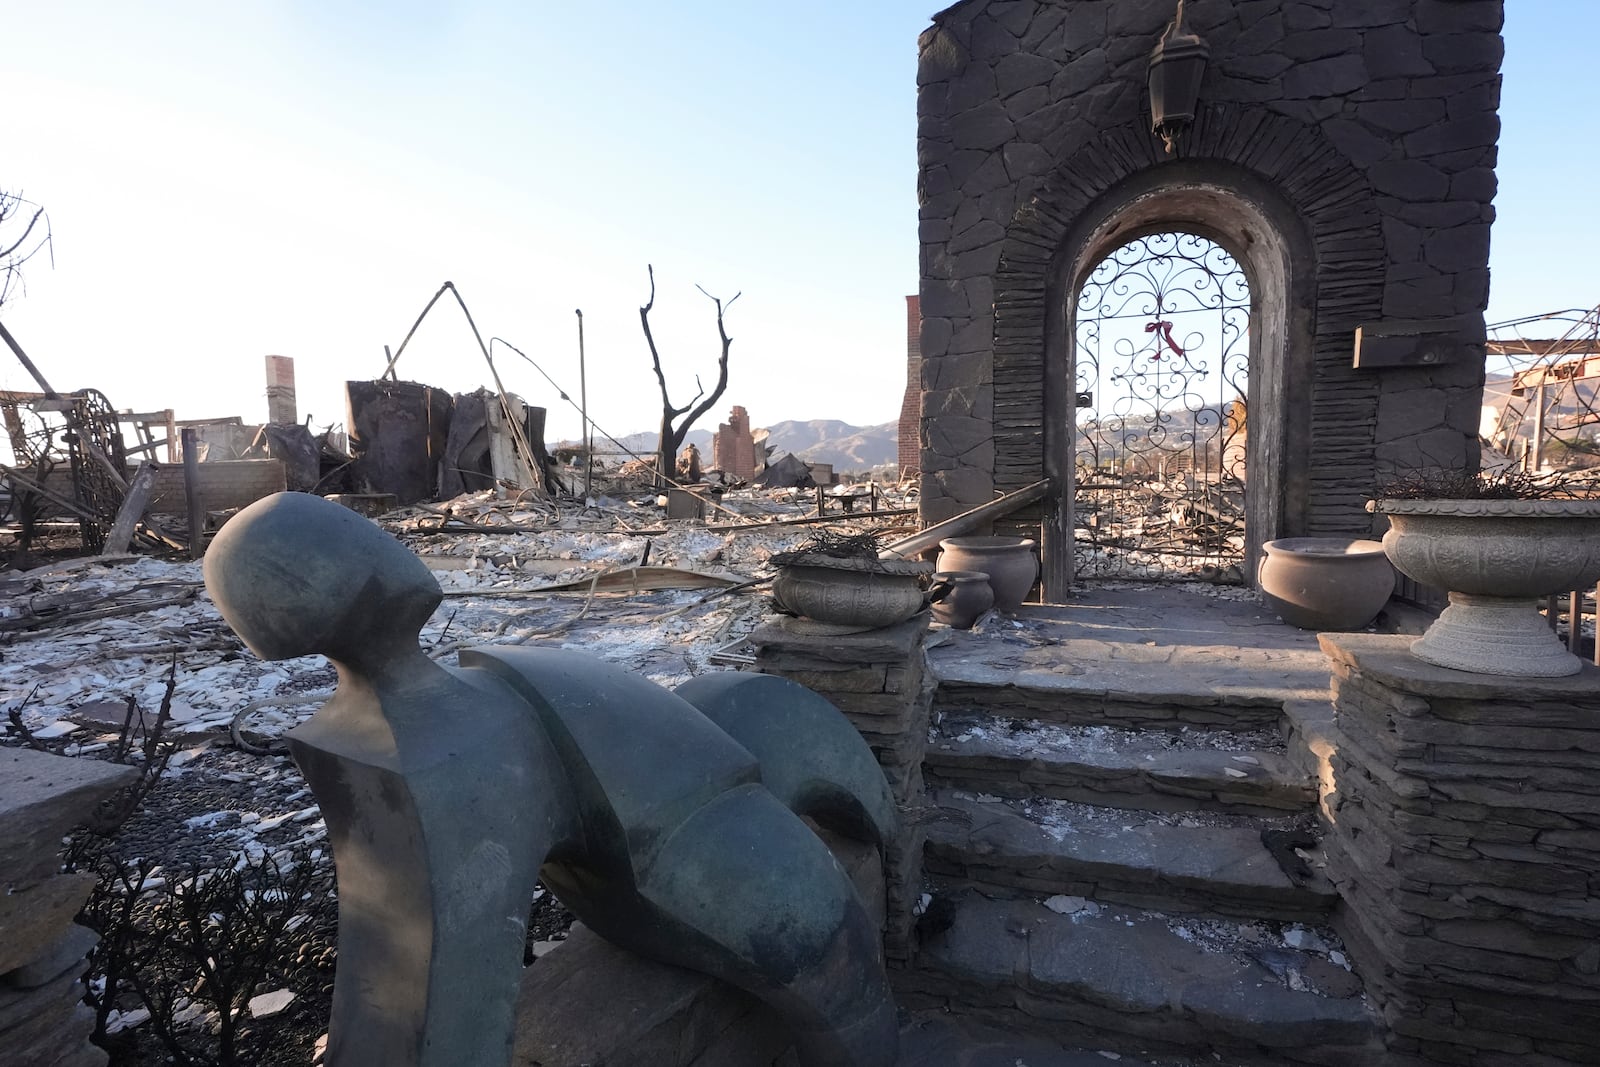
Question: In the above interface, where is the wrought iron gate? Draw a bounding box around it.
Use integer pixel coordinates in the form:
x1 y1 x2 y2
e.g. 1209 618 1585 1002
1072 231 1251 582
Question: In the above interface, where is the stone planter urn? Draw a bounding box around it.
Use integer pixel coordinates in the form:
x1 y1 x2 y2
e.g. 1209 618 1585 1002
1257 537 1395 632
1369 498 1600 677
937 537 1039 610
928 570 993 629
771 552 934 629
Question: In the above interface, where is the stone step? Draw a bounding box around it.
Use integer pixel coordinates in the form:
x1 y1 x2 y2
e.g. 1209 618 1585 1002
932 676 1289 733
896 889 1381 1067
925 791 1337 924
925 713 1316 817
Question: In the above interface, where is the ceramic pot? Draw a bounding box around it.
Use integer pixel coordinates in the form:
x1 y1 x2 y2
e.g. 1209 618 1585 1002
1370 498 1600 677
937 537 1039 610
771 553 934 629
929 570 994 629
1258 537 1394 631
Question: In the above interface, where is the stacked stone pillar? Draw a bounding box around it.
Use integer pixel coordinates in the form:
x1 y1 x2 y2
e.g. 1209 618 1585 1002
750 613 932 963
1 747 136 1067
1319 634 1600 1067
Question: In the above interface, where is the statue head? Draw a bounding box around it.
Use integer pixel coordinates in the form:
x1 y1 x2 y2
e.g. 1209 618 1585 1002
204 492 441 666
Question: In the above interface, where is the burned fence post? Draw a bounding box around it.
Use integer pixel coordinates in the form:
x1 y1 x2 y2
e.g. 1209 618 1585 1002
102 461 158 556
181 428 204 559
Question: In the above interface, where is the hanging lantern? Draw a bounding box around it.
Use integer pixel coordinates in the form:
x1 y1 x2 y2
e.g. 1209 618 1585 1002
1148 0 1210 155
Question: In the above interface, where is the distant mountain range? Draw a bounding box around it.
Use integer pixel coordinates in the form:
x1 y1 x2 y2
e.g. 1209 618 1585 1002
585 429 713 458
570 418 899 473
764 419 899 470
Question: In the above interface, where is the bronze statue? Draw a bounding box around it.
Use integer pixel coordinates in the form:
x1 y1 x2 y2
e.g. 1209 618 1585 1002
203 492 899 1067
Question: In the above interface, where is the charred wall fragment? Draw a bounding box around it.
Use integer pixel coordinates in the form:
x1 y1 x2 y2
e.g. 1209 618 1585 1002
344 380 453 506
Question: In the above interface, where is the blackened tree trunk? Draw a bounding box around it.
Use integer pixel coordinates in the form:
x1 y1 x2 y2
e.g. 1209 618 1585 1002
640 265 738 488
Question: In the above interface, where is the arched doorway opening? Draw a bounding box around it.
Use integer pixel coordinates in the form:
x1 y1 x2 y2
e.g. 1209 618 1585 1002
1040 169 1318 598
1072 231 1251 582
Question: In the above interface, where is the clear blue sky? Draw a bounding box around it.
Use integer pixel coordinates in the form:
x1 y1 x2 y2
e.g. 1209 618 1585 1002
0 2 1593 446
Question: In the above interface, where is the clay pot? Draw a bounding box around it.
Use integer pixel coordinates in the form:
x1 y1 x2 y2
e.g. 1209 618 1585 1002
771 553 934 629
929 571 994 629
1257 537 1394 632
937 537 1039 610
1370 498 1600 677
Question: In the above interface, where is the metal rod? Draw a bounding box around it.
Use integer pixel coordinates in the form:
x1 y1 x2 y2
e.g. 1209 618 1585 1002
382 283 455 381
0 319 57 397
880 479 1050 560
1570 588 1583 653
1530 381 1546 470
0 463 96 520
577 308 590 499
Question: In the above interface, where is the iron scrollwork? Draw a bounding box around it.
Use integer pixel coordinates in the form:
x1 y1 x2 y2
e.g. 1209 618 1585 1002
1072 232 1251 582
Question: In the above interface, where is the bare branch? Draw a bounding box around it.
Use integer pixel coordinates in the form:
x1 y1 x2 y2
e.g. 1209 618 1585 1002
0 192 52 310
695 284 742 312
641 265 689 419
0 205 44 261
679 285 736 435
642 270 738 487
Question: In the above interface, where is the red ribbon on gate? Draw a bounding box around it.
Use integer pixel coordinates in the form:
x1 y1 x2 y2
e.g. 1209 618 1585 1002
1145 320 1184 360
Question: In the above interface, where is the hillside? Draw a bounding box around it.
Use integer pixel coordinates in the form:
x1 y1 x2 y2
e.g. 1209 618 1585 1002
764 419 899 470
587 429 713 460
569 419 898 472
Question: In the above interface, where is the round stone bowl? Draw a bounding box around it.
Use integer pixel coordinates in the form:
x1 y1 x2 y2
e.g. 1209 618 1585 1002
1257 537 1395 631
771 553 934 629
1370 498 1600 677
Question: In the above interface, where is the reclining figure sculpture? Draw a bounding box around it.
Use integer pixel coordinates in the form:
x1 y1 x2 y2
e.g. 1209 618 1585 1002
203 492 899 1067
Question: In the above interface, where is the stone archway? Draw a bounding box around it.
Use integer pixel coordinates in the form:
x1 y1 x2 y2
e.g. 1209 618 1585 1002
917 4 1503 604
990 106 1386 600
1048 168 1314 590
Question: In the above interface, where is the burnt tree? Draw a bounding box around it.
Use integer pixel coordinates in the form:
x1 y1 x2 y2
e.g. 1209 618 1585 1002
639 265 738 486
0 189 50 309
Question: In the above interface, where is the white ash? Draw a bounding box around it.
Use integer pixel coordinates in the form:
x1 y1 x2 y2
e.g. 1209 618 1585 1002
934 714 1284 757
994 793 1297 837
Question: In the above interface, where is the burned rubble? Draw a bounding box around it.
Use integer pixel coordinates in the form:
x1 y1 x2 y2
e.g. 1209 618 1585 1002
0 477 923 1064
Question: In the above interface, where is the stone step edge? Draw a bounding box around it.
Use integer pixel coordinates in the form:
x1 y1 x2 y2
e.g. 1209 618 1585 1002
924 720 1314 813
901 890 1380 1066
925 791 1337 923
1281 697 1340 820
931 678 1288 729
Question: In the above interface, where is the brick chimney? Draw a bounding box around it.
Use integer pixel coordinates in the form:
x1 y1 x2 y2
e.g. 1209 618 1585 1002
713 405 756 480
265 355 297 425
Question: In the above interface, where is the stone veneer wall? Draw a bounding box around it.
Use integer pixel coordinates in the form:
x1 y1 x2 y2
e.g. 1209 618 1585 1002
916 0 1504 581
750 614 933 964
1319 634 1600 1066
